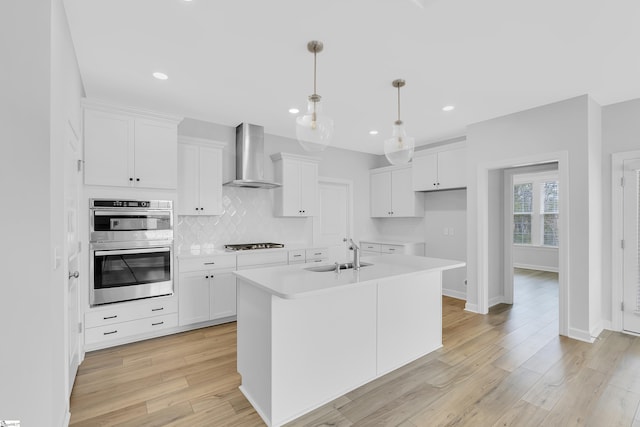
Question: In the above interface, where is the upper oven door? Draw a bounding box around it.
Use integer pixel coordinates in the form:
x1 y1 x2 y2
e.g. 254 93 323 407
90 209 173 242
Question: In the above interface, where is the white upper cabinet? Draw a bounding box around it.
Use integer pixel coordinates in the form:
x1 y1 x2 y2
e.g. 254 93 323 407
177 137 225 216
370 164 424 218
271 153 320 217
83 100 182 189
412 143 467 191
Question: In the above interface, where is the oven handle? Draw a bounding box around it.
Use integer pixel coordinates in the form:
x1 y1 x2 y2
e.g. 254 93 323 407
94 247 171 256
93 210 171 217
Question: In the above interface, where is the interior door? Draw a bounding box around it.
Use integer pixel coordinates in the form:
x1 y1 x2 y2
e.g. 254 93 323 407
64 123 82 396
623 159 640 333
313 179 351 262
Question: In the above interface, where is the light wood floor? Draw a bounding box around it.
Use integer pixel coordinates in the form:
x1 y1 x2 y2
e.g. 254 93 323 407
70 269 640 426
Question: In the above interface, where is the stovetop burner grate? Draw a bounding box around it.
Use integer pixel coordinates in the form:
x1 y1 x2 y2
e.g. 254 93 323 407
224 243 285 251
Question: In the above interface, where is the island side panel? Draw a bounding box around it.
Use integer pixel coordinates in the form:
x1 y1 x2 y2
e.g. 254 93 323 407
236 279 273 424
377 270 443 376
270 283 377 426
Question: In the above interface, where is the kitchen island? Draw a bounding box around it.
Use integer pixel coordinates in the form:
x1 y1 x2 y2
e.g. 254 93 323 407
234 254 465 427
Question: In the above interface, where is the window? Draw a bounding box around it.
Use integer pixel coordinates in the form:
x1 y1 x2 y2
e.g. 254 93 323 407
513 173 559 247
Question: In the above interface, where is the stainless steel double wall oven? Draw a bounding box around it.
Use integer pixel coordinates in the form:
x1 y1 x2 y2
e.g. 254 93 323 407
89 199 174 306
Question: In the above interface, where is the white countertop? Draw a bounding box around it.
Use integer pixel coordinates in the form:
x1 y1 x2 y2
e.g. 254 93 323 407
234 254 465 299
358 238 425 245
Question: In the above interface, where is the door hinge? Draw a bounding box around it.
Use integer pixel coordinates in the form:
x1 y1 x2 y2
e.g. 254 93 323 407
77 159 83 172
621 176 625 187
78 322 83 333
621 302 625 311
78 241 82 253
622 240 625 249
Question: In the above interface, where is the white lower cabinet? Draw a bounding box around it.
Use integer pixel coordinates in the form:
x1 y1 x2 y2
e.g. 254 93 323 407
178 255 238 326
84 296 178 348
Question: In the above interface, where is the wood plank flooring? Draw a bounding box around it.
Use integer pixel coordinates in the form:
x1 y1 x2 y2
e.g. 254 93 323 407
70 269 640 426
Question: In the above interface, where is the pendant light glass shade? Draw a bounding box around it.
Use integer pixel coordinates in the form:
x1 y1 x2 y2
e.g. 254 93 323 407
296 41 333 152
384 79 414 165
296 97 334 152
384 122 415 165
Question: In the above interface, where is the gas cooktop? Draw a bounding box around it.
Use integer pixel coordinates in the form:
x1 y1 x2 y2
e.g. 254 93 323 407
224 243 285 251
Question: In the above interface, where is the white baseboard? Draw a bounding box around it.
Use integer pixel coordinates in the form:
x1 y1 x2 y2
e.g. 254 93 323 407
488 295 506 307
464 302 480 313
61 410 70 427
513 263 559 273
602 319 614 331
590 320 604 339
442 288 466 300
568 327 596 343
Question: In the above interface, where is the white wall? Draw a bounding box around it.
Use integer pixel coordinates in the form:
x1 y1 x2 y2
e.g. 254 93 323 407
1 0 83 424
466 95 602 340
602 98 640 326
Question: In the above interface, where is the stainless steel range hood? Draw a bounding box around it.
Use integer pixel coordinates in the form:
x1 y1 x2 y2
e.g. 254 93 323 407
224 123 281 189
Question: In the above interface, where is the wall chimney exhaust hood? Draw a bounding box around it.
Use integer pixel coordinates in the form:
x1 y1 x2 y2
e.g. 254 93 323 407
224 123 281 189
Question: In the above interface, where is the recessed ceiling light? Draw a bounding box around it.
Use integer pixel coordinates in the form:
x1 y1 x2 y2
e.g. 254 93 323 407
442 105 455 112
153 72 168 80
369 130 379 135
288 108 299 114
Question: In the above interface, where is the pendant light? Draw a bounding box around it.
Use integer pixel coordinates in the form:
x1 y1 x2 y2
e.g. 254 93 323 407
296 40 334 152
384 79 415 165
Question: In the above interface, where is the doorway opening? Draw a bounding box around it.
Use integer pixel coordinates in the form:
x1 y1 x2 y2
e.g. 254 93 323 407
475 151 568 337
503 165 559 329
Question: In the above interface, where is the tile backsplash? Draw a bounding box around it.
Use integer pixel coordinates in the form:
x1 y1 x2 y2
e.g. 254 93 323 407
175 186 312 253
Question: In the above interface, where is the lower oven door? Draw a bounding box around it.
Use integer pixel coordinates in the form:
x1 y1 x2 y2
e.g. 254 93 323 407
90 245 173 306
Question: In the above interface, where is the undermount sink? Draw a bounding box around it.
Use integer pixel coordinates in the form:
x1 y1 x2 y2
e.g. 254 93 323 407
305 262 373 272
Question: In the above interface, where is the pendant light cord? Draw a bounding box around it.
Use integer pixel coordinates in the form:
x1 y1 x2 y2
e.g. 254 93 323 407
397 84 401 122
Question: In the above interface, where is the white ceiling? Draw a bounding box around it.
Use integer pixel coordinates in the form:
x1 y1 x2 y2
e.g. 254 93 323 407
63 0 640 155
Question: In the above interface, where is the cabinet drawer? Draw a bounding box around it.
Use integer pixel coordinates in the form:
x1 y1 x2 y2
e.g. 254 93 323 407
381 244 404 254
85 297 178 328
305 248 328 260
360 243 381 253
85 313 178 345
179 255 236 272
288 249 306 263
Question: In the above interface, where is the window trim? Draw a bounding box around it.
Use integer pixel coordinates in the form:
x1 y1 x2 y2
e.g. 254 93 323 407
512 171 559 248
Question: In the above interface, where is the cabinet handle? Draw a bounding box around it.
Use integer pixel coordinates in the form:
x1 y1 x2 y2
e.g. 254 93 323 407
201 207 204 210
136 178 140 182
151 307 164 312
293 254 302 258
195 207 200 211
204 262 215 265
205 275 209 279
129 178 133 182
389 248 396 251
104 330 118 335
103 315 117 320
152 321 164 326
314 252 322 256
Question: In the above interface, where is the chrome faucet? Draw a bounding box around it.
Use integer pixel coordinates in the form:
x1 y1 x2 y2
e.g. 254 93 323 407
349 238 361 270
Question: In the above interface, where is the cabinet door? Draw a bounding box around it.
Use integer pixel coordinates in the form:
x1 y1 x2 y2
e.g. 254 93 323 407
134 119 177 189
437 147 467 190
298 161 318 216
390 167 415 216
412 152 438 191
178 272 210 326
198 146 223 215
210 271 237 319
370 172 392 217
281 160 302 216
84 109 133 187
177 144 201 215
